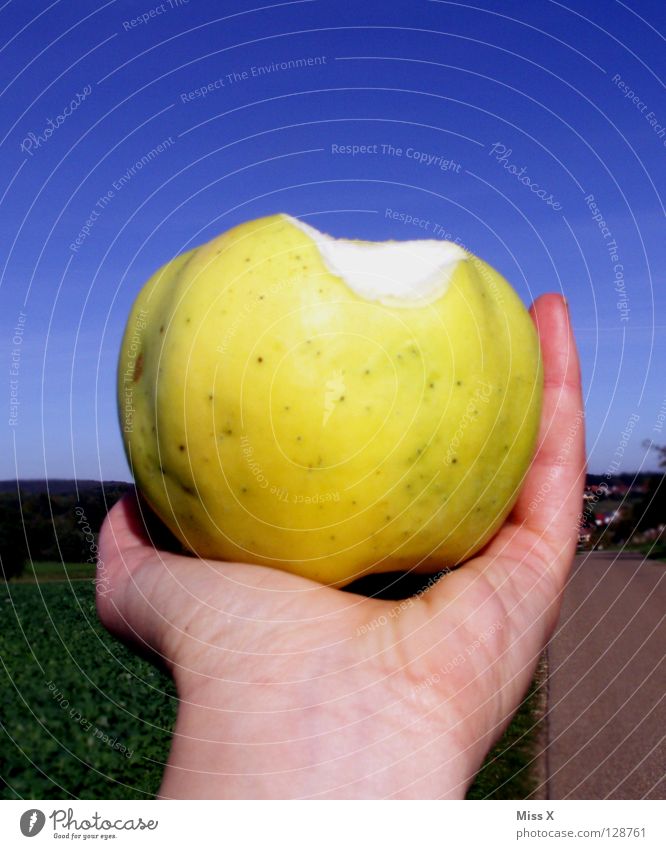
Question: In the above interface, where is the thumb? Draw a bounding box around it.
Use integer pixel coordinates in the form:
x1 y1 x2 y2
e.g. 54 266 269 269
96 492 181 670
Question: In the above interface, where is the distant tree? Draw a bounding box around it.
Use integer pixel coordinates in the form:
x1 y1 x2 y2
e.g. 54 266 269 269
645 441 666 469
0 483 131 570
0 496 29 579
78 487 110 530
21 495 59 560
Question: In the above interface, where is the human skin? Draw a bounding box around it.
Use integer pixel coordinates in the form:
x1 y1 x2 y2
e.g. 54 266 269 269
98 294 585 799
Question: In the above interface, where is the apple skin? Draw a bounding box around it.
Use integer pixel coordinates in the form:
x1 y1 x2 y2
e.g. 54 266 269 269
118 214 542 587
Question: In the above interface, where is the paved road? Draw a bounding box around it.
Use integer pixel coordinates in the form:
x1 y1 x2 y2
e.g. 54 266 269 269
546 552 665 799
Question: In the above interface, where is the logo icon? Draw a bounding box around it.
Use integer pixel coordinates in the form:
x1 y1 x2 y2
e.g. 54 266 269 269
20 809 45 837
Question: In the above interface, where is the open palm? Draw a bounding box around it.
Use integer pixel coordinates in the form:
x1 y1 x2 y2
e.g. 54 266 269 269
98 294 585 799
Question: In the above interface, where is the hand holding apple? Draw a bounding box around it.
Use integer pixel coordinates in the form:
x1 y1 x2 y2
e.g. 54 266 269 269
100 294 584 798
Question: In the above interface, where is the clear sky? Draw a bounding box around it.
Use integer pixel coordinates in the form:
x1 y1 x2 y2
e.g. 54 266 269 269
1 0 664 480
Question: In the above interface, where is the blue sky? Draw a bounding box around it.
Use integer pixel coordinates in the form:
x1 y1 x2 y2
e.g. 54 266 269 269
1 0 664 479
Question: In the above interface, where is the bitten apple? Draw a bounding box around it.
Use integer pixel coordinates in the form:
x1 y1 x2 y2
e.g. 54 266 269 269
118 214 542 586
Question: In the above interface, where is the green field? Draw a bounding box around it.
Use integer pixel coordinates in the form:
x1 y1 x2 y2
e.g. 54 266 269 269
1 577 177 799
638 541 666 563
467 658 546 799
1 569 543 799
9 561 98 583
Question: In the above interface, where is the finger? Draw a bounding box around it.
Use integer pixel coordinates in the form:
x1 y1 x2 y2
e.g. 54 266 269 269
486 292 586 575
97 492 347 675
96 492 161 642
97 490 159 602
98 491 150 559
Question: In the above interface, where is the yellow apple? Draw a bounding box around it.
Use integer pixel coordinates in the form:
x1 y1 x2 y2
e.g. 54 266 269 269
118 214 542 586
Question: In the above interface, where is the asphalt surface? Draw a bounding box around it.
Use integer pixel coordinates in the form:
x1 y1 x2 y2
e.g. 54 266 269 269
546 552 665 800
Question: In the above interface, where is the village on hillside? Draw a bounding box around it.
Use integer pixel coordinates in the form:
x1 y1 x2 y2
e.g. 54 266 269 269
579 469 665 558
1 465 665 579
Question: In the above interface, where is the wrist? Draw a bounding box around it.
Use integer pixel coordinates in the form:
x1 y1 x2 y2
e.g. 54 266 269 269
159 674 475 799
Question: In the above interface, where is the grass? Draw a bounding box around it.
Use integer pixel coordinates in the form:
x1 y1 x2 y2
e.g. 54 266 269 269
467 656 547 799
634 541 666 563
1 568 543 799
9 561 97 583
0 578 177 799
